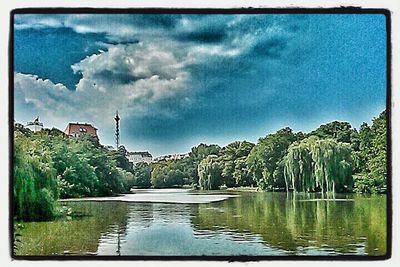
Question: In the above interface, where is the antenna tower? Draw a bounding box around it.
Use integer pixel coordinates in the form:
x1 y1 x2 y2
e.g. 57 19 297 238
115 110 120 149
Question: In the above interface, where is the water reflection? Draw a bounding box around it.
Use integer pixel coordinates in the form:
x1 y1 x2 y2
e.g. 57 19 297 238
17 202 130 255
16 192 386 256
97 203 195 255
191 192 386 256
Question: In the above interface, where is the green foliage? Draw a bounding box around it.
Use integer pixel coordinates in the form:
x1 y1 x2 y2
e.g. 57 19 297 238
110 145 133 171
115 167 135 192
52 141 97 198
132 162 152 188
198 155 222 190
354 111 387 193
151 160 186 188
220 141 254 187
309 121 357 144
46 133 132 197
14 132 59 221
284 137 353 193
246 127 298 190
13 109 386 224
311 138 353 192
353 122 373 173
284 139 314 192
188 143 221 185
148 141 254 189
190 143 221 161
233 158 253 186
13 127 135 221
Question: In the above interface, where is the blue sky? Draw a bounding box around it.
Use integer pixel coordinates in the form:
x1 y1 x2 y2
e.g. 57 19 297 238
13 13 387 156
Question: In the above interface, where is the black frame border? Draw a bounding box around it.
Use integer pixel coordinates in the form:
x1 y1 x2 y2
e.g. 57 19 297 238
9 6 392 261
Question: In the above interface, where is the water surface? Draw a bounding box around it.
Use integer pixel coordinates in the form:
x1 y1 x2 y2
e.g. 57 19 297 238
61 188 237 204
16 190 387 256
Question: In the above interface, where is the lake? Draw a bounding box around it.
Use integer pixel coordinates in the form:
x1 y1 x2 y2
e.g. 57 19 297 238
15 189 387 257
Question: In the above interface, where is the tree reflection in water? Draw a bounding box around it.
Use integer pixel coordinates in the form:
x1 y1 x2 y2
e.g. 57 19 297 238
16 192 386 256
191 192 386 255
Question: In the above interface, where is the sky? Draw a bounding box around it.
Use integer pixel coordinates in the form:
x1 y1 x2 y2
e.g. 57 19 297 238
13 13 387 157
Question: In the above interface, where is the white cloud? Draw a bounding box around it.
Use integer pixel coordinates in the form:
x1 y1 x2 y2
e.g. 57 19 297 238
71 42 191 118
14 42 192 132
14 15 66 30
64 15 139 37
14 73 73 118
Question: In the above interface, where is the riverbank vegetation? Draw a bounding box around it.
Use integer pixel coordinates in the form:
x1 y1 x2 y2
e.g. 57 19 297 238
13 126 134 221
13 110 387 221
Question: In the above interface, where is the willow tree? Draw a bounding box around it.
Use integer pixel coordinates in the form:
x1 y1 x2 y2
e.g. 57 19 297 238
311 139 353 193
14 131 59 221
283 140 314 192
284 137 353 193
198 155 222 190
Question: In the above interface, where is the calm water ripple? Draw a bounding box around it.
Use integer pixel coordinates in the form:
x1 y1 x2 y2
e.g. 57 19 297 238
16 190 387 256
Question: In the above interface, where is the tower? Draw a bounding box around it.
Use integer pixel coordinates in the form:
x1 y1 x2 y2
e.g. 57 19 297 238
115 110 120 149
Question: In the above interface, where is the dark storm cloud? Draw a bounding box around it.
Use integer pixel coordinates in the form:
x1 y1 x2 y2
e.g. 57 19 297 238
134 14 181 28
91 69 145 85
251 37 289 58
14 14 387 156
175 30 227 43
105 40 140 46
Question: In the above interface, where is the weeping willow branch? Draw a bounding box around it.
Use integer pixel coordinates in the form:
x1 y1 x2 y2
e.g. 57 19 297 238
284 137 353 193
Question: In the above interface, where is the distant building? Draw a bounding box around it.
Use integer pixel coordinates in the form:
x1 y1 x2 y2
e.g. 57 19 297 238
127 151 153 165
26 117 43 132
154 153 189 162
64 122 98 138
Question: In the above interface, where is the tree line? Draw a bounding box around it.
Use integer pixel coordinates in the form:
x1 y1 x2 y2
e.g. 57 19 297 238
13 110 387 221
135 110 387 194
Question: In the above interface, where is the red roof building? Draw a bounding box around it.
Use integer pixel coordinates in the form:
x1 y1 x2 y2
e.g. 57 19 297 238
64 122 98 138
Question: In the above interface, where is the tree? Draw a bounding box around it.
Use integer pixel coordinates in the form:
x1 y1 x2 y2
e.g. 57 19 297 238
284 137 353 193
247 127 297 190
190 143 221 161
185 143 221 185
354 110 387 193
233 158 253 186
355 122 373 172
310 139 353 193
198 155 222 190
220 141 254 187
110 145 133 172
368 111 387 185
151 164 167 188
179 156 198 185
14 124 136 221
150 160 188 188
51 139 98 198
166 169 185 187
132 162 151 188
14 131 59 221
309 121 356 144
284 139 314 192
